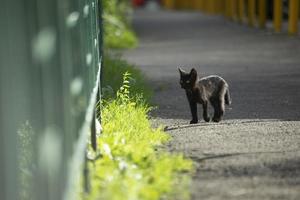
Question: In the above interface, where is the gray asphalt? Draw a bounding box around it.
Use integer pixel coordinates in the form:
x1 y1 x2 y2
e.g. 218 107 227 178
123 10 300 200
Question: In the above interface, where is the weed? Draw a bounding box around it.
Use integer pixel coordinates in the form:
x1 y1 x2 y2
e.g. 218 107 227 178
85 73 193 200
102 55 152 102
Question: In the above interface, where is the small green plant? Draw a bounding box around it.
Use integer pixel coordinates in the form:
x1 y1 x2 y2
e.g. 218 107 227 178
85 73 193 200
102 55 152 102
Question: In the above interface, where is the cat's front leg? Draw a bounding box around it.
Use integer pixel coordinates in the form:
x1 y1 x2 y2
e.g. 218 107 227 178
202 101 210 122
188 101 198 124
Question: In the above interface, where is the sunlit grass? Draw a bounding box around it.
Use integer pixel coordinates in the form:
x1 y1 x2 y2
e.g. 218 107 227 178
104 18 138 49
102 55 152 103
84 73 193 200
103 0 138 49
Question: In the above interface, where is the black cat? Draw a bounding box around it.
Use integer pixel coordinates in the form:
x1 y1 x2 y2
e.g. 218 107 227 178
179 68 231 124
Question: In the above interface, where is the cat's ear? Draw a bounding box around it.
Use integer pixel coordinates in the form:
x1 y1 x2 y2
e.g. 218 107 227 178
178 67 186 76
190 68 197 82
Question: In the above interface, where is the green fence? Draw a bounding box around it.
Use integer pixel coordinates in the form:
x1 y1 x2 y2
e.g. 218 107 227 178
0 0 102 199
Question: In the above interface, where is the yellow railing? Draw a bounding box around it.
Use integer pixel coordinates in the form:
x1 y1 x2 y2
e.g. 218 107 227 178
274 0 283 32
161 0 300 35
258 0 267 28
289 0 299 34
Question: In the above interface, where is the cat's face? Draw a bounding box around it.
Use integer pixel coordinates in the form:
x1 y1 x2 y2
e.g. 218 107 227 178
179 68 197 89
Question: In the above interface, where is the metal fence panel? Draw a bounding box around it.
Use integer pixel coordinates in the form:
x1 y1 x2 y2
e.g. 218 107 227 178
0 0 102 199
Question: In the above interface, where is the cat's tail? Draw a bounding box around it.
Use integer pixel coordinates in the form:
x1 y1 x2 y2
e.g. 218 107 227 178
225 88 231 105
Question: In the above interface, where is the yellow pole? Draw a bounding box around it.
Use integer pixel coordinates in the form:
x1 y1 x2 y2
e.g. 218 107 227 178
192 0 197 10
173 0 178 9
238 0 245 23
164 0 174 9
228 0 233 19
212 0 217 14
248 0 256 27
231 0 238 20
199 0 205 11
170 0 175 9
215 0 221 14
185 0 189 9
217 0 225 14
273 0 283 32
214 0 219 13
180 0 184 9
214 0 220 14
258 0 267 28
208 0 214 13
195 0 201 10
175 0 181 9
193 0 198 10
288 0 299 35
225 0 231 18
190 0 194 10
223 0 228 17
180 0 185 9
196 0 201 10
204 0 210 13
229 0 234 19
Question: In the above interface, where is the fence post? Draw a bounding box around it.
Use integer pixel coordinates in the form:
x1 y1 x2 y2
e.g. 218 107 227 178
195 0 202 11
248 0 256 26
210 0 215 14
204 0 209 13
224 0 230 18
231 0 238 20
258 0 267 28
201 0 206 11
163 0 174 9
288 0 299 35
216 0 225 14
238 0 245 23
274 0 283 32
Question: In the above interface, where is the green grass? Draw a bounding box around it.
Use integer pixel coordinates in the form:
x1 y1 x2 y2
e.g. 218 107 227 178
84 73 193 200
103 14 138 49
102 55 152 102
103 0 138 49
98 3 193 197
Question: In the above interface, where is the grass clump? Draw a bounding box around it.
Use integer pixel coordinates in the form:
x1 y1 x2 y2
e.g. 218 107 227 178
103 0 138 49
102 55 152 102
85 73 193 200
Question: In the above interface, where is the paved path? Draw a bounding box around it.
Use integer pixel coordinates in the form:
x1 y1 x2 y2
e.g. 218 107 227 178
124 10 300 200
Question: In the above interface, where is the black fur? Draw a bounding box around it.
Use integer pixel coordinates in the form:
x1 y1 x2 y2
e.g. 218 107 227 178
179 68 231 124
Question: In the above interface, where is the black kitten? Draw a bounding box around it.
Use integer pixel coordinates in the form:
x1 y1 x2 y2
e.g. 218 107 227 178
179 68 231 124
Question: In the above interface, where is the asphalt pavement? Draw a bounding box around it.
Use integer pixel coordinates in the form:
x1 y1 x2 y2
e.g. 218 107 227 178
123 9 300 200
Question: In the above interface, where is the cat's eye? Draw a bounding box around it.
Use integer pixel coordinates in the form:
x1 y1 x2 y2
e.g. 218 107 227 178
186 80 190 84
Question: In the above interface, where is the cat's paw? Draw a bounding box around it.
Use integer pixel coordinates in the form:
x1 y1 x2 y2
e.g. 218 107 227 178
204 117 210 122
212 117 221 123
190 119 198 124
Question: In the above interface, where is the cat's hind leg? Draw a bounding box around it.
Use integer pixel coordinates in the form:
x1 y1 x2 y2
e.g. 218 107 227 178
202 101 210 122
211 98 224 122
